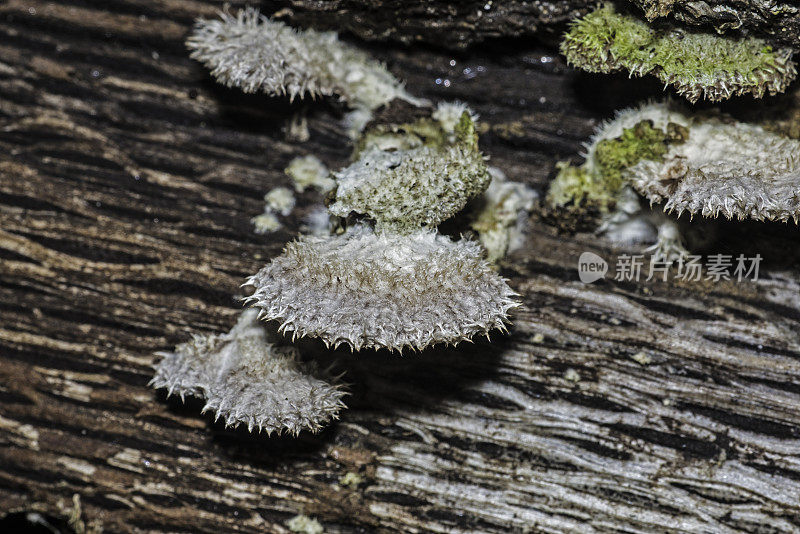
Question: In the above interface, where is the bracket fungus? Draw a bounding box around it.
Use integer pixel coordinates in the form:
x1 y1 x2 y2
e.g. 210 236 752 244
624 106 800 222
561 4 796 103
548 99 800 260
245 110 520 352
245 224 518 352
187 7 423 127
329 113 489 233
156 23 523 434
151 310 346 435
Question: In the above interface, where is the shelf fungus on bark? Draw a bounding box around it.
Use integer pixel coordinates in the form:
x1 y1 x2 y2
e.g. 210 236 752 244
547 101 690 215
186 7 424 122
625 107 800 222
561 3 796 103
244 224 519 352
329 113 490 233
546 101 694 259
151 309 346 435
548 100 800 259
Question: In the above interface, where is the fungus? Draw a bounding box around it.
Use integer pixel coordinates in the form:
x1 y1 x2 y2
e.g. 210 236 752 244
468 167 538 263
285 155 334 193
561 4 796 103
329 112 489 233
432 101 480 137
244 224 519 352
252 187 296 233
628 116 800 222
187 8 424 127
251 212 282 234
264 187 296 217
547 102 689 214
151 309 346 435
579 101 800 223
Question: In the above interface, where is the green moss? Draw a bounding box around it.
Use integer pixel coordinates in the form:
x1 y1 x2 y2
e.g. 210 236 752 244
454 110 480 152
594 120 674 191
561 4 796 102
547 120 688 212
547 162 615 211
332 112 489 232
353 117 448 159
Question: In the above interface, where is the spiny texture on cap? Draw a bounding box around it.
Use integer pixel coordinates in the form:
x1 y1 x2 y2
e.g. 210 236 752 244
561 4 796 103
330 113 489 232
151 310 346 436
625 106 800 222
547 104 689 213
244 224 519 352
187 8 420 111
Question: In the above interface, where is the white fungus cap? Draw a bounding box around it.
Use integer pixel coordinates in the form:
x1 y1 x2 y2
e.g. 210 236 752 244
245 224 520 352
151 310 346 436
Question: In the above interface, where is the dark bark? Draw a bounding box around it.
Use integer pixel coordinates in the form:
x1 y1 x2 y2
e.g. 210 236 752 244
629 0 800 48
275 0 592 50
1 1 800 533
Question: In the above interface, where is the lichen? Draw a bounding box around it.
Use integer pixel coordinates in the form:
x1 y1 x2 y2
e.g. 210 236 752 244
329 113 490 233
339 471 363 488
561 4 796 103
285 155 334 193
245 224 518 352
264 187 296 216
594 120 685 191
251 212 282 234
286 515 324 534
151 309 346 435
547 162 615 212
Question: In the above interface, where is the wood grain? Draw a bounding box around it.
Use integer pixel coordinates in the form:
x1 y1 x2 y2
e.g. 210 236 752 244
1 1 800 532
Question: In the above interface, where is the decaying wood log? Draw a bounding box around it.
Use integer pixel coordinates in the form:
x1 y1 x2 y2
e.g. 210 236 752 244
275 0 591 50
1 1 800 532
278 0 800 50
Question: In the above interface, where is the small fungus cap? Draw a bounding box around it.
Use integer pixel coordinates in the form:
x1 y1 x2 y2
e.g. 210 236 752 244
628 115 800 222
245 225 519 352
330 112 489 233
151 310 345 435
186 7 419 110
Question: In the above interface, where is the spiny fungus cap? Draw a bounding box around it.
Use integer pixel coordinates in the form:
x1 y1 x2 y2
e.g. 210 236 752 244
245 224 519 352
151 310 345 435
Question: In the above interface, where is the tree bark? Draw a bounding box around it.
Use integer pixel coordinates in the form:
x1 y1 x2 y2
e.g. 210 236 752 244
1 1 800 533
278 0 800 49
275 0 592 50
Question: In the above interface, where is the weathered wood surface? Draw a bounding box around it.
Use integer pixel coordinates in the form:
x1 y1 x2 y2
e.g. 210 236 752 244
278 0 591 50
1 1 800 532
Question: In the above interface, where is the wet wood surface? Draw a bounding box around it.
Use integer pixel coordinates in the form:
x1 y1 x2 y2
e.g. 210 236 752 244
1 1 800 532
